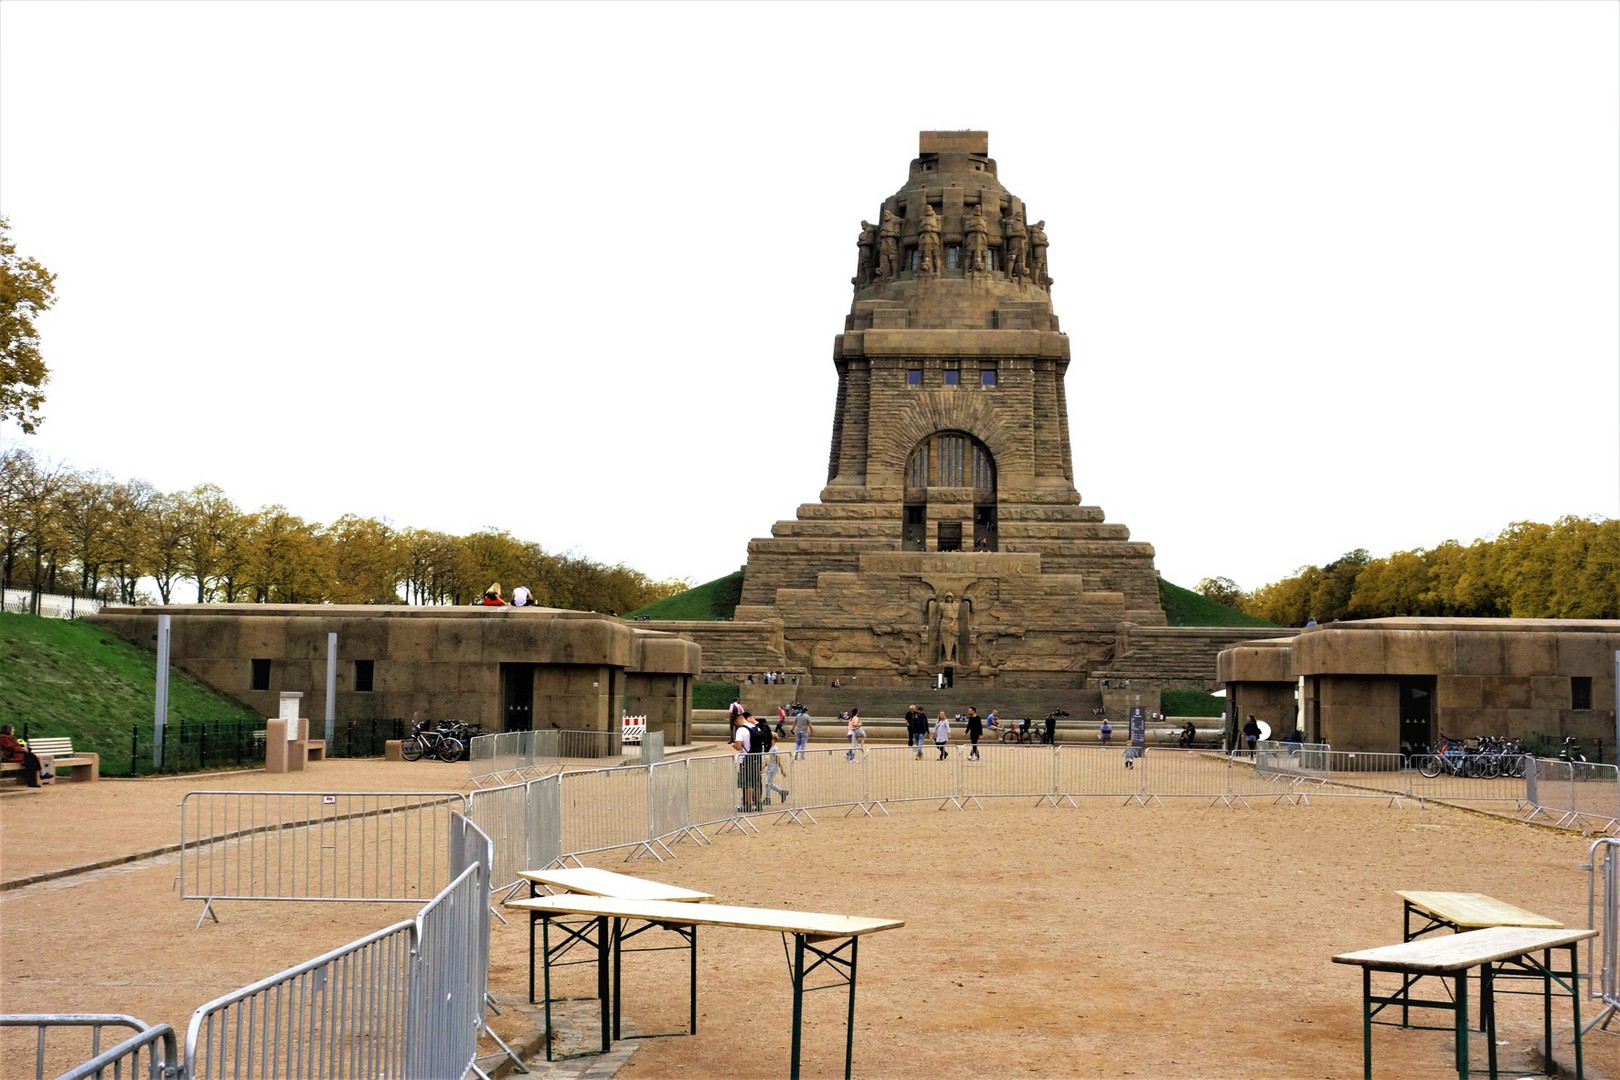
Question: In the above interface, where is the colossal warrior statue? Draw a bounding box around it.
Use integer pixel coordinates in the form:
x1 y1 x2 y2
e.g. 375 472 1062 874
854 220 877 285
917 204 943 276
1029 219 1050 287
876 209 902 281
1002 207 1028 281
726 131 1169 705
963 204 989 273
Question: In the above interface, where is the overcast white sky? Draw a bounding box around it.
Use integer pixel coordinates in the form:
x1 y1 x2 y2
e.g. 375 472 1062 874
2 1 1616 595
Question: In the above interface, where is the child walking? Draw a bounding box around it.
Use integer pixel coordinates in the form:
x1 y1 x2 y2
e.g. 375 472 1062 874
934 712 950 760
763 744 790 805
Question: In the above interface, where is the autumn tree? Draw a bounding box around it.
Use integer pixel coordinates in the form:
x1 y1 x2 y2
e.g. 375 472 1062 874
1195 576 1247 608
58 470 120 598
176 484 243 602
105 478 157 604
322 514 405 603
0 218 57 434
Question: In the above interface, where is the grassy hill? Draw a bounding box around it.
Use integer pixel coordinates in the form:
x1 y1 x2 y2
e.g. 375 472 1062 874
1157 577 1276 628
0 613 263 776
627 570 744 620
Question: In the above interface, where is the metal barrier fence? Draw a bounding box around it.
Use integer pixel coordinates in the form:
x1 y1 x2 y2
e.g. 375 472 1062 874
184 920 416 1079
467 781 531 894
1 1013 175 1080
407 858 487 1080
1527 759 1620 833
1588 838 1619 1032
467 728 651 787
178 790 470 923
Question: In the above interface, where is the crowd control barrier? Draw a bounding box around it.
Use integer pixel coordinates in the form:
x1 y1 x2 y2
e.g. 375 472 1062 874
1 1014 176 1080
1586 838 1619 1034
178 790 469 924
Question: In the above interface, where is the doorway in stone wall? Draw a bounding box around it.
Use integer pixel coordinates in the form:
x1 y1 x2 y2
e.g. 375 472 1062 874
1398 676 1434 754
502 663 536 732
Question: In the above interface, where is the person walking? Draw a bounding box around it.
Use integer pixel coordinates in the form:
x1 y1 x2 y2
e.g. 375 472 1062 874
965 707 983 760
1243 715 1262 751
732 712 762 813
934 711 950 760
763 743 790 805
845 709 864 761
906 704 927 758
792 706 814 760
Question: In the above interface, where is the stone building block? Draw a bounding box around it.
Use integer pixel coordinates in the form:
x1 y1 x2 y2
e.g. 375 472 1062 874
335 618 389 659
1556 633 1614 673
1498 632 1557 677
1529 676 1569 710
1479 677 1531 710
1438 674 1484 708
437 619 492 663
386 619 437 662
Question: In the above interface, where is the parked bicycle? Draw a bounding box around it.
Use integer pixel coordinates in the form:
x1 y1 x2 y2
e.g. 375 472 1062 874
401 719 465 763
1558 736 1587 764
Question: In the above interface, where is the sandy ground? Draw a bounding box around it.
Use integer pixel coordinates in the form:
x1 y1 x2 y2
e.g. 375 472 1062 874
1 752 1615 1080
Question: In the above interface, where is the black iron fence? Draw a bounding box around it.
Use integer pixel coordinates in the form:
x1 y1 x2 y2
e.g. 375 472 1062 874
122 717 407 775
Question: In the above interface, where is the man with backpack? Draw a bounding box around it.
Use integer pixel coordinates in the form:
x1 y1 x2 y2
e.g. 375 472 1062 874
732 711 763 813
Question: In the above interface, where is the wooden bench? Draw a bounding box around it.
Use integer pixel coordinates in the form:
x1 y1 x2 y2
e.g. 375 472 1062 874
1 737 99 782
1333 924 1597 1079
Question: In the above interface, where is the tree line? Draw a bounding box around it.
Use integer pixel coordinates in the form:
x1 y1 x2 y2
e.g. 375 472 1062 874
1197 516 1619 625
0 446 690 612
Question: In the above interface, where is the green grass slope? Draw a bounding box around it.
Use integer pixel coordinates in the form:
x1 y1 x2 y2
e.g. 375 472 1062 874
1158 577 1277 628
627 570 744 620
0 613 263 776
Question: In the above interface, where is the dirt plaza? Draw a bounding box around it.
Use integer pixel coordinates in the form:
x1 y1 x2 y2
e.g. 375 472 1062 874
0 752 1613 1079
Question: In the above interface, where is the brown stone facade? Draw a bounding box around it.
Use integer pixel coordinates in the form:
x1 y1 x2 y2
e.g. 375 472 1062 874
91 605 701 741
681 131 1228 707
1218 618 1620 756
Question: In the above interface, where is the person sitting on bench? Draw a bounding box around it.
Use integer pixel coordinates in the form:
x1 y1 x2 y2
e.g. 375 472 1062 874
0 724 44 787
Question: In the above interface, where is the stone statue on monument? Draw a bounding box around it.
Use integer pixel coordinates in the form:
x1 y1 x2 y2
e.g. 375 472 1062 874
877 209 902 281
930 592 963 666
1029 219 1050 287
963 204 989 273
1002 207 1028 280
917 204 942 276
854 220 877 285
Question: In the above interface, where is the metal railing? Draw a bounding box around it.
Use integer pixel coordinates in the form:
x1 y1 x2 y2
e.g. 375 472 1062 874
1 1014 175 1080
184 918 415 1079
1527 759 1620 833
178 790 470 923
1586 838 1619 1033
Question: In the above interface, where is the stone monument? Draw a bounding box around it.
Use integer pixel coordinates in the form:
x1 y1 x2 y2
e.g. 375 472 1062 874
725 131 1176 700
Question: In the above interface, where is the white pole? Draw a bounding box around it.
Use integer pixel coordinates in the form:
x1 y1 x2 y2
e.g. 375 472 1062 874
153 614 171 769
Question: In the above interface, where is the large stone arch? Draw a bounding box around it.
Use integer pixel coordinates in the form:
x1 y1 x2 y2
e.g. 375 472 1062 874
901 429 998 552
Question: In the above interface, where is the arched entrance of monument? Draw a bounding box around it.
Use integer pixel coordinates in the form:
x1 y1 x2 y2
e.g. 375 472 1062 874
903 431 997 551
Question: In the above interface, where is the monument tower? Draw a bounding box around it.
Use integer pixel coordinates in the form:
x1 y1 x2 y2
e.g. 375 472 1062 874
728 131 1169 695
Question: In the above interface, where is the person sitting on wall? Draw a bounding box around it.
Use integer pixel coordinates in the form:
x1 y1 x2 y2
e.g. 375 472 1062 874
1178 721 1196 749
480 583 507 606
0 724 44 787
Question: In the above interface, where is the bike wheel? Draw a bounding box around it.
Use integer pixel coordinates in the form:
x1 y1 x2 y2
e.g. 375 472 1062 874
1479 755 1500 779
401 737 425 762
436 737 464 763
1417 754 1441 778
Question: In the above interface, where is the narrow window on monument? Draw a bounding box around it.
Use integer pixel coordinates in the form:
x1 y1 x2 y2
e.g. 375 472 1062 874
947 244 960 269
909 250 918 272
904 505 925 551
251 658 271 691
980 366 997 387
1572 676 1592 710
987 248 996 272
944 365 960 387
907 368 922 386
355 659 374 693
975 506 997 551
